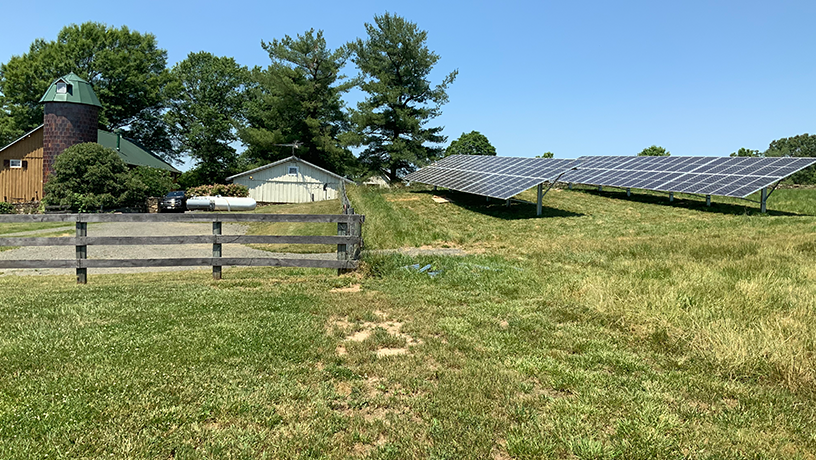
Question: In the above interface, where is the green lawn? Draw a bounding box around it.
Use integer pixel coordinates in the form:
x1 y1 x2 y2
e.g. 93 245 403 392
245 199 341 253
1 186 815 458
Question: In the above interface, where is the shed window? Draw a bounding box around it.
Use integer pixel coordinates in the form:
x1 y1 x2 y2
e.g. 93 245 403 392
56 82 68 94
9 159 22 169
288 166 298 176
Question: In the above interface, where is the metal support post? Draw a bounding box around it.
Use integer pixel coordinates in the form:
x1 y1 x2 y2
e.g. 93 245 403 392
212 221 222 280
337 221 349 275
76 221 87 284
761 187 768 213
433 186 437 191
626 188 631 197
505 199 511 207
706 195 711 207
669 192 674 202
568 183 573 190
486 196 489 202
536 183 543 216
598 185 602 192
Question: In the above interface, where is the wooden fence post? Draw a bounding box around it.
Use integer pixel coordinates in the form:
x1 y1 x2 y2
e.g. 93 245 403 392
213 220 222 280
76 219 87 284
337 220 348 276
352 214 362 260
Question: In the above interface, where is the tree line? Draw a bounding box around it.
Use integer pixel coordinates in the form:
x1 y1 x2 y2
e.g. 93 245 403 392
0 14 458 186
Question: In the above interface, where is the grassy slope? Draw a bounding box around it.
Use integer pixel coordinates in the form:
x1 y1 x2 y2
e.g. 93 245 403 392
1 187 815 458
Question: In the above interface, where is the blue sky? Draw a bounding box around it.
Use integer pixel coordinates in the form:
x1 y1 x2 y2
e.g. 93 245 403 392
2 0 815 163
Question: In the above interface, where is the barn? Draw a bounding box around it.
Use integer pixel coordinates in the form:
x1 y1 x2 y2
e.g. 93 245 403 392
226 156 353 204
0 73 178 203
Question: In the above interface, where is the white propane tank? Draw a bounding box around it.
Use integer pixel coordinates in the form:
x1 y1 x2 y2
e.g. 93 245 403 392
186 196 257 212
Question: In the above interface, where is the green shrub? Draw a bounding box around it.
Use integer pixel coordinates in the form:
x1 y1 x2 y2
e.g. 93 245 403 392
0 202 14 214
43 143 168 212
187 183 249 197
131 166 175 198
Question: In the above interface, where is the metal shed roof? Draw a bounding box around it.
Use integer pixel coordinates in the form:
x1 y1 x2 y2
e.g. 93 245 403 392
226 156 353 183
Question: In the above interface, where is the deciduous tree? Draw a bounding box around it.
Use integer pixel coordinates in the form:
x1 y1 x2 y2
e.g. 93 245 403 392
165 52 249 184
730 147 762 157
764 133 816 184
446 131 496 156
241 29 356 175
638 145 670 156
0 23 174 161
349 13 457 182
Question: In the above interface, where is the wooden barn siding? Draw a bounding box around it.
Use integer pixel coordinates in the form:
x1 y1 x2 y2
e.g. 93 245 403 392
0 128 44 202
232 160 342 203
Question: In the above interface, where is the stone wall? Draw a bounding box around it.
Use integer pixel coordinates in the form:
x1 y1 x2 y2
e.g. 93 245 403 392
12 201 40 214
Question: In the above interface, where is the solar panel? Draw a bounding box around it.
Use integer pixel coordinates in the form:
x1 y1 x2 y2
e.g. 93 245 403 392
562 156 816 198
404 155 579 200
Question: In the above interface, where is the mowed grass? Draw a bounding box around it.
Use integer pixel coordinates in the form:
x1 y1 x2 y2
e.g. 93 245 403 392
245 199 341 253
1 186 816 458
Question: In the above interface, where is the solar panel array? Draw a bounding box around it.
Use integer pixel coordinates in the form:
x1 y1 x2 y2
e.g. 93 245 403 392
404 155 578 200
561 156 816 198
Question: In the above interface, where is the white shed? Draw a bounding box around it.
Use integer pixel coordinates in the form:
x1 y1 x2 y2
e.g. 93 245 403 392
226 156 353 204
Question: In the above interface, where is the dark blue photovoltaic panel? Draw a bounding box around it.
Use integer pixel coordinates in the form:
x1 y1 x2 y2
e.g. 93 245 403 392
561 156 816 198
404 155 579 200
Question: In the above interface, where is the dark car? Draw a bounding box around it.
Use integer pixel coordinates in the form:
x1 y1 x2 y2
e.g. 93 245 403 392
159 190 186 212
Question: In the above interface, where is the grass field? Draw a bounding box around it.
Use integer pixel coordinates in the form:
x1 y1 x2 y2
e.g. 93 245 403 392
1 185 815 458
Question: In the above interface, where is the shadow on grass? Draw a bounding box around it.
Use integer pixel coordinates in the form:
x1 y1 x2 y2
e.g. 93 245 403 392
573 187 805 216
410 189 584 220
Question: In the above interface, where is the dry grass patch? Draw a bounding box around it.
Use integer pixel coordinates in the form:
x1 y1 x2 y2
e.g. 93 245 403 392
330 310 423 358
330 284 362 293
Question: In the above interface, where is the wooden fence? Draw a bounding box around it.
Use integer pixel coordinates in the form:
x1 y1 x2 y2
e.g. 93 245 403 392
0 213 364 284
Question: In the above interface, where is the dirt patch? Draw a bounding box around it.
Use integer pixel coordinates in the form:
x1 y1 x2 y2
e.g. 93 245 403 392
397 246 467 257
336 381 353 397
492 439 512 460
330 310 422 357
385 196 420 202
347 330 372 342
432 195 452 203
331 284 362 293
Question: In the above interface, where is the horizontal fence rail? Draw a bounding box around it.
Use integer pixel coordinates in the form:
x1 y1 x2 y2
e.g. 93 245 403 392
0 213 364 224
0 213 364 283
0 235 361 247
0 258 358 270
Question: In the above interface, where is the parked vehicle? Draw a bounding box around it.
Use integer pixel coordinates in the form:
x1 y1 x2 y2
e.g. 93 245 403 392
159 190 186 212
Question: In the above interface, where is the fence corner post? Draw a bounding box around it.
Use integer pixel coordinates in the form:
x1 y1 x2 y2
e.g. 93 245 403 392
213 220 222 280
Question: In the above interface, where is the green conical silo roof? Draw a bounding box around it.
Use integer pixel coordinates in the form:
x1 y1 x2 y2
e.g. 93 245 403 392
39 72 102 107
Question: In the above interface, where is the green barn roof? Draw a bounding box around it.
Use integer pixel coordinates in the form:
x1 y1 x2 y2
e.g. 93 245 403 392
39 72 102 108
97 130 180 173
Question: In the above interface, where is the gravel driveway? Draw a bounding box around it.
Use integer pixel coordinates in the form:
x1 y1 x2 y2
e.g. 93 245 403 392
0 221 335 276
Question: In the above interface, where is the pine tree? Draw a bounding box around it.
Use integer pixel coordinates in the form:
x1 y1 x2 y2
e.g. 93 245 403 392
349 13 457 181
241 29 356 175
